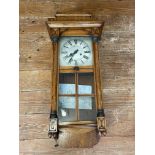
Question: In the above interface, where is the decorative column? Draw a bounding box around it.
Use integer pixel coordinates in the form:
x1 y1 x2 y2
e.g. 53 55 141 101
47 28 60 143
92 35 106 136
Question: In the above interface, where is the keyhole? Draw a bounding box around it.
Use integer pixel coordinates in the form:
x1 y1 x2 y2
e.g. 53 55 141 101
73 66 79 71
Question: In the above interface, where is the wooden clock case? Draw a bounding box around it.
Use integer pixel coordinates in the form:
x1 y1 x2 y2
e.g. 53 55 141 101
46 13 106 148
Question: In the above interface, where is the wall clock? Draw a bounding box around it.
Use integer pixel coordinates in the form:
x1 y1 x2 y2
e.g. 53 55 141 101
46 13 106 147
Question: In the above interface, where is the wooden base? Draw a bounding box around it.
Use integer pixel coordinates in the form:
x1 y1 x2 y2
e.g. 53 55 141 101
56 127 99 148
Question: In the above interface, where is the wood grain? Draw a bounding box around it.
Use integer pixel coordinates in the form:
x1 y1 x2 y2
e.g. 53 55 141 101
19 70 51 91
20 0 134 17
20 0 135 153
20 105 134 140
19 15 134 34
19 136 134 154
20 90 50 103
20 70 134 90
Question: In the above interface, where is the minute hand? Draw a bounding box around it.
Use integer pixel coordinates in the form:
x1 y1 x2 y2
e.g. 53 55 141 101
70 49 79 57
65 49 79 59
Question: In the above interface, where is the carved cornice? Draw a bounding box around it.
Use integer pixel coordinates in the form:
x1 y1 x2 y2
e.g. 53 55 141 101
46 13 104 39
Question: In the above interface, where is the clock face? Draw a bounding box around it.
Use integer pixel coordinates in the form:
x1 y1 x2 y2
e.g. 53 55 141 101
59 37 93 66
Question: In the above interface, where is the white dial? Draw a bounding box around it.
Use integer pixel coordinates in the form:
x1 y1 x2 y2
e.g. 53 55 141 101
59 37 93 66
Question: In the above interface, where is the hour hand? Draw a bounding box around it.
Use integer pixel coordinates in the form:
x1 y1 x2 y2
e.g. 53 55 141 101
68 57 73 64
73 49 79 55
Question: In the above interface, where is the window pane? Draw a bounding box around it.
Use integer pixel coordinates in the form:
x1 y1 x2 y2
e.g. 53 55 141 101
79 97 96 121
59 73 75 94
78 73 94 94
58 96 76 122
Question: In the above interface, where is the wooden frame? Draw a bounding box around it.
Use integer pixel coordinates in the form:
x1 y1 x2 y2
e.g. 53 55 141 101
46 14 106 142
59 71 96 121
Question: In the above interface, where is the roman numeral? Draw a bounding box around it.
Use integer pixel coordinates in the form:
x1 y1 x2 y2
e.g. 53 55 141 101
68 41 72 45
81 59 84 64
74 39 77 44
68 58 73 64
61 51 67 54
83 55 89 59
64 45 69 48
84 51 90 53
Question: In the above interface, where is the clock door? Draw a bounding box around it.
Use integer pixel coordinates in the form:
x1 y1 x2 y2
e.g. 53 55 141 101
58 72 96 123
58 36 96 123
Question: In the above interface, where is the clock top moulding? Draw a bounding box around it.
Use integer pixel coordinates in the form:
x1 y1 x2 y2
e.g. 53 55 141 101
46 13 106 148
46 13 104 38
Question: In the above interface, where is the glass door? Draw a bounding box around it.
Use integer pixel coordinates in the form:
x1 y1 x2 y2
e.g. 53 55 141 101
58 72 96 122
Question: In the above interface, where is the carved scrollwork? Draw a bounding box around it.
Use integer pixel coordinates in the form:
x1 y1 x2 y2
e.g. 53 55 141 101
91 35 101 43
48 113 59 136
90 27 103 43
97 109 107 136
49 118 58 133
97 116 107 136
50 28 60 43
50 35 59 43
92 27 102 36
59 28 69 35
48 112 59 146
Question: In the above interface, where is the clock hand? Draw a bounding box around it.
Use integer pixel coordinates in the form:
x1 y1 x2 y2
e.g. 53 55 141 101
68 57 73 64
64 49 79 60
73 49 79 55
69 49 79 57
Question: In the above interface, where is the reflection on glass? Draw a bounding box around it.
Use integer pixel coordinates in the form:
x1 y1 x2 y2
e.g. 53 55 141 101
58 96 76 122
79 97 96 121
59 73 75 94
59 96 76 109
79 96 92 109
59 84 92 94
78 73 94 94
59 84 75 94
78 85 92 94
58 72 96 122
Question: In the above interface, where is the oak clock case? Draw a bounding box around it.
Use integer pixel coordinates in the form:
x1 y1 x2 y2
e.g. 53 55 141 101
46 14 106 148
